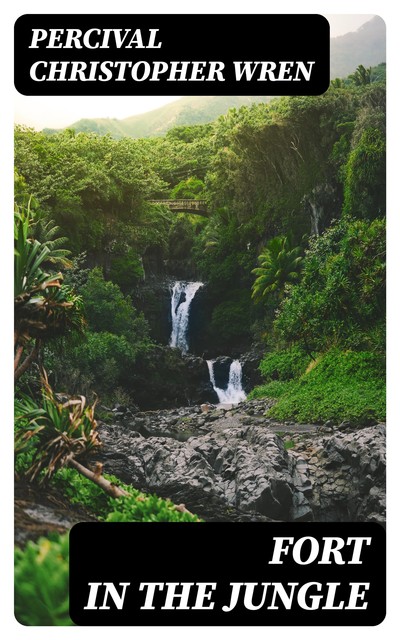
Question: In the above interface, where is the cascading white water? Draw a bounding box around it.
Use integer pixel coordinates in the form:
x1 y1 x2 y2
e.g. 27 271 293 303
207 359 246 405
169 281 203 354
310 201 322 236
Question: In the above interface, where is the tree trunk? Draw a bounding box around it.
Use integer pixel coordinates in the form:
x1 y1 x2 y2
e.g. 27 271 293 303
67 457 130 499
14 339 41 382
67 457 197 517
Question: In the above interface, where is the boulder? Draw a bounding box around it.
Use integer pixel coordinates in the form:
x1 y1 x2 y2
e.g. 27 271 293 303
212 356 233 389
240 345 264 391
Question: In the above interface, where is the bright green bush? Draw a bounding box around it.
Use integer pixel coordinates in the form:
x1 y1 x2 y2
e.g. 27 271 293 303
250 349 385 424
106 490 201 523
54 467 201 523
15 533 72 626
54 467 111 517
248 380 294 401
259 346 310 382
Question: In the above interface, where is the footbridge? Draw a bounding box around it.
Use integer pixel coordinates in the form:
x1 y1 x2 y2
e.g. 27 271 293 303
149 199 208 216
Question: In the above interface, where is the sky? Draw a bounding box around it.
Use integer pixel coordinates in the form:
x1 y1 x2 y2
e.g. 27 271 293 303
14 14 375 130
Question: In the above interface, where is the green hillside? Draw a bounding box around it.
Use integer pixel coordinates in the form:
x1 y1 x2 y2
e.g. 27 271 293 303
44 96 273 139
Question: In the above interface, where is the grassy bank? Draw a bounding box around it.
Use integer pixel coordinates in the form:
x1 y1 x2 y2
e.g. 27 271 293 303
248 348 385 424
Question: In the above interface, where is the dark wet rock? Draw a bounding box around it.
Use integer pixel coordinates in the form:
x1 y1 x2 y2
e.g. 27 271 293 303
132 346 216 409
288 423 386 523
97 402 385 525
98 420 311 522
212 356 233 389
14 480 97 547
240 345 264 391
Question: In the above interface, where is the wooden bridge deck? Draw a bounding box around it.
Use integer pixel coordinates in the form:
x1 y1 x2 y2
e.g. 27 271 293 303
149 199 208 216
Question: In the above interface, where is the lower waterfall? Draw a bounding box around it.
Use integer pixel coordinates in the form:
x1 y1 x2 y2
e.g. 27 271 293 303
207 359 246 405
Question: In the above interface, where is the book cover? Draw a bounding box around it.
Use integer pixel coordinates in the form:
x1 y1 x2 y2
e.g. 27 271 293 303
5 2 395 636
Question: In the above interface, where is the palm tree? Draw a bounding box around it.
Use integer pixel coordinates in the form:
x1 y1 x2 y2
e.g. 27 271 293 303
14 201 84 381
330 78 344 89
30 213 71 269
349 65 372 86
251 235 303 303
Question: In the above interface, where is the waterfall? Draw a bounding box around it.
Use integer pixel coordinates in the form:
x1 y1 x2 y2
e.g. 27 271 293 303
169 281 203 354
207 359 246 405
310 201 322 236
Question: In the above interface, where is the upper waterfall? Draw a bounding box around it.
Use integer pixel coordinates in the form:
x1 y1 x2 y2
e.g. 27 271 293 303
169 281 203 354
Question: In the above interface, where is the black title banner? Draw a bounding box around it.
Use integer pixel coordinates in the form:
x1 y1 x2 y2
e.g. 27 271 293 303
69 522 385 626
14 14 330 96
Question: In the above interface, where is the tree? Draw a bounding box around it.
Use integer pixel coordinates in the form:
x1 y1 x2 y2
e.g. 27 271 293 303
251 236 303 303
80 267 149 340
14 202 84 381
44 267 152 399
274 217 385 354
349 65 372 86
343 127 385 219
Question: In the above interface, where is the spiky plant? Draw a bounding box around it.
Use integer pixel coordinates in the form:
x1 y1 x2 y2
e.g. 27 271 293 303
15 372 100 481
15 374 128 499
30 214 71 270
251 235 303 303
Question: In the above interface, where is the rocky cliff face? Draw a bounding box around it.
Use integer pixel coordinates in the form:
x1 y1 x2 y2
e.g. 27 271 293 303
131 277 172 345
97 399 386 524
131 346 217 409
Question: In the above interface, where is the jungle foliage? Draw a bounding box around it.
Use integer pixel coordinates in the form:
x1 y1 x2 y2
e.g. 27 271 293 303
14 66 386 414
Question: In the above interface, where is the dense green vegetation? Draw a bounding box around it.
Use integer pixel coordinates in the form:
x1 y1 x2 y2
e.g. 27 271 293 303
14 63 386 415
15 533 71 626
249 349 385 424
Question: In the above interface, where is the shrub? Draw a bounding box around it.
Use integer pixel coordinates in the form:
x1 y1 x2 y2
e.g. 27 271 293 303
53 468 201 523
15 533 71 626
259 346 310 382
106 490 201 523
251 349 385 424
275 217 385 354
54 467 110 517
248 380 294 401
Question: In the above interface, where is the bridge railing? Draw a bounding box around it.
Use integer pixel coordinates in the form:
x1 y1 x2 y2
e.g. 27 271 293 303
149 199 207 210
